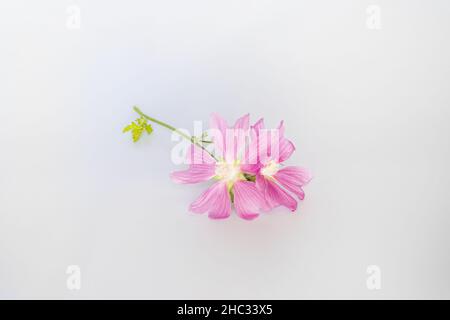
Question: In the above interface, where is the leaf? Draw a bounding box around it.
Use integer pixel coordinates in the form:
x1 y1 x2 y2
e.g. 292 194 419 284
144 123 153 134
123 117 153 142
132 126 143 142
122 124 133 133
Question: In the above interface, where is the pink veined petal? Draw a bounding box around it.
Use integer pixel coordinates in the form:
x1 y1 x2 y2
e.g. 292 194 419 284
234 113 250 131
252 118 265 132
222 113 250 162
274 166 312 200
255 120 292 163
210 113 228 135
209 113 228 159
277 120 285 139
170 164 216 184
233 180 266 220
241 135 258 171
189 182 231 219
230 113 250 162
186 144 216 165
274 175 304 199
256 175 297 212
277 166 312 185
248 118 264 164
278 138 295 163
257 129 280 165
265 121 292 163
240 163 260 175
248 118 289 165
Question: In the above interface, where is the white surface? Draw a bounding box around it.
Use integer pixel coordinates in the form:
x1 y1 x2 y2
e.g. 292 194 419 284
1 0 449 299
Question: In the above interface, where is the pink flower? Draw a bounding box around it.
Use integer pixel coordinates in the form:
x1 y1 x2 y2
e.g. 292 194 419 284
171 114 267 220
242 119 312 212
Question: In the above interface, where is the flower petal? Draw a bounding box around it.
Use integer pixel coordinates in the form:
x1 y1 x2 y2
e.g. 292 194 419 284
223 114 250 162
277 166 312 185
256 175 297 211
210 113 228 135
171 164 216 184
274 166 312 200
253 120 293 163
252 118 265 132
240 163 260 175
189 182 231 219
234 113 250 131
242 129 259 168
278 138 295 163
256 129 280 165
209 113 228 159
233 180 266 220
277 120 285 138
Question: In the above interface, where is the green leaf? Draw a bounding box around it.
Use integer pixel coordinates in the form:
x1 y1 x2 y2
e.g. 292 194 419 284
122 124 133 133
144 123 153 134
132 126 143 142
123 117 153 142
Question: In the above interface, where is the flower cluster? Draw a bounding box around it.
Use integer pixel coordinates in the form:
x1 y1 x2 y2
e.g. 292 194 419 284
124 107 311 220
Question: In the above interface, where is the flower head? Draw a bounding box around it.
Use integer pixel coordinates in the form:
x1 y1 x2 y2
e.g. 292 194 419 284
171 113 268 220
242 119 312 212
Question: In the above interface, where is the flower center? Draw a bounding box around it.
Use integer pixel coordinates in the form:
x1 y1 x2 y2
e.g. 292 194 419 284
261 160 280 177
215 161 242 184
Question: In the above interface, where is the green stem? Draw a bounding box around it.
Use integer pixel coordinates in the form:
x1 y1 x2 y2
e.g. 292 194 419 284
133 106 218 161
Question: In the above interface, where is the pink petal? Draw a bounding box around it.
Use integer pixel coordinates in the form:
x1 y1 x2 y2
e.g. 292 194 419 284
278 138 295 163
277 166 312 185
171 164 216 184
233 181 266 220
210 113 228 135
252 118 265 131
277 120 285 138
240 163 260 175
253 119 293 163
189 182 231 219
274 166 312 200
209 113 228 159
234 113 250 131
234 114 250 156
257 129 280 165
223 114 250 162
248 118 264 163
242 131 259 167
256 175 297 212
250 118 263 152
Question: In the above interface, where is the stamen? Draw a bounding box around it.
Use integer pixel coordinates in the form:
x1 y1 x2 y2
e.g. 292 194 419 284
261 160 280 177
215 161 242 184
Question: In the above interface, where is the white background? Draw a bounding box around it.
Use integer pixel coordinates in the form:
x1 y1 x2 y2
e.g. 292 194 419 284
1 0 449 299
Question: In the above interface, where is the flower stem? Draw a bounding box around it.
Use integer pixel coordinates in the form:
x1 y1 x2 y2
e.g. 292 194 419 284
133 106 218 161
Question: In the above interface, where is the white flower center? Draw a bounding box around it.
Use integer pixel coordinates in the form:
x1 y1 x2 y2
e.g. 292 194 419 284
261 160 280 177
215 161 242 183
